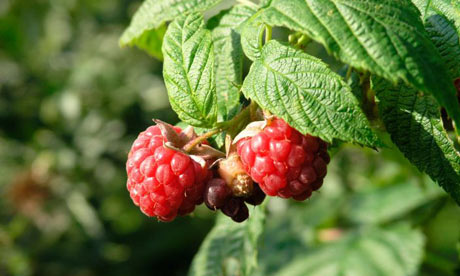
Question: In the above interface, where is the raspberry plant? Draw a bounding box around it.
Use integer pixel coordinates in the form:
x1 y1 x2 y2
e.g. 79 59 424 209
120 0 460 275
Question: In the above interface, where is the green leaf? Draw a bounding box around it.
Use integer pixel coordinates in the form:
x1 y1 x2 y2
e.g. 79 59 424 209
126 24 166 60
242 40 380 147
257 196 344 276
211 5 258 121
413 0 460 31
188 207 266 276
373 77 460 205
271 224 425 276
261 0 460 133
120 0 222 57
425 14 460 78
346 180 444 225
162 13 217 127
413 0 460 77
241 12 266 61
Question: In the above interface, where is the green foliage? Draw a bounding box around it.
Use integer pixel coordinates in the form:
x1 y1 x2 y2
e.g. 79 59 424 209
210 5 257 121
242 40 380 147
413 0 460 78
424 14 460 78
413 0 460 31
189 207 266 276
3 0 460 275
270 224 425 276
241 12 266 61
126 24 166 60
120 0 222 56
162 13 217 127
117 1 460 273
373 77 460 204
345 180 445 224
261 0 460 132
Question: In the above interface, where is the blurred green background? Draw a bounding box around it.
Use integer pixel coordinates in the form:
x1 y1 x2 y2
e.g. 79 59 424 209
1 0 460 275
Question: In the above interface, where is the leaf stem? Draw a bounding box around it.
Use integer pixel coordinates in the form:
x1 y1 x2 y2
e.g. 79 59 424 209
264 25 272 43
184 128 222 153
345 66 353 81
249 100 259 121
184 106 253 152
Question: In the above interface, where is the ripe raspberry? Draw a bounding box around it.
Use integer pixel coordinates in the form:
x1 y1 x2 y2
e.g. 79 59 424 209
126 124 211 222
236 118 329 200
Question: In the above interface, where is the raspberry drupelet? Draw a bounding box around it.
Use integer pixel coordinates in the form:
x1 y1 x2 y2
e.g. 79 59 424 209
236 118 329 200
126 125 211 222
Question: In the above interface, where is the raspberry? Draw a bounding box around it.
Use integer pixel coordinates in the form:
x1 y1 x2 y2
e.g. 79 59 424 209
221 197 241 217
126 124 211 222
231 202 249 222
244 183 266 206
204 178 231 210
236 118 329 200
220 197 249 222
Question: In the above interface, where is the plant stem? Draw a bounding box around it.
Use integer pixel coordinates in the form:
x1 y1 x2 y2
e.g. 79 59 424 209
345 66 353 81
184 128 222 153
265 25 272 42
219 105 251 129
249 100 259 121
184 106 253 152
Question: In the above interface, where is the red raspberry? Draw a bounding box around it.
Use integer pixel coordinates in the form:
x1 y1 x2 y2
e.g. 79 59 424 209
126 125 211 222
236 118 329 200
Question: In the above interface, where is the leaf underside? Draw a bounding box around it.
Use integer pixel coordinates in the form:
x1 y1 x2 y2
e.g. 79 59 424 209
241 11 266 62
129 24 166 60
120 0 222 47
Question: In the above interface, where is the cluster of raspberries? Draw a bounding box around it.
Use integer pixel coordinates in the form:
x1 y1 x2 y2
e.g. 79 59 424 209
126 118 330 222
